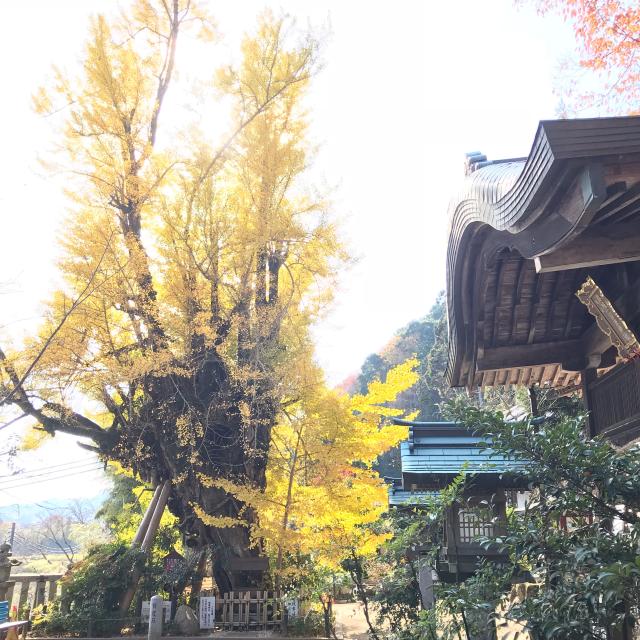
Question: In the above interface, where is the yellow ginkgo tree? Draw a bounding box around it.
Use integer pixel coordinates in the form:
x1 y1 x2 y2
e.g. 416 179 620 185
0 0 346 594
195 358 419 588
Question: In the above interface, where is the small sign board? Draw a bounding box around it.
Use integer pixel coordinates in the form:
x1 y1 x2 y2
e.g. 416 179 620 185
163 549 185 573
285 598 299 619
141 600 172 623
199 596 216 629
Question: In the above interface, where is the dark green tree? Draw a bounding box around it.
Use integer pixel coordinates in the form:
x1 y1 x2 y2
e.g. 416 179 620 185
434 400 640 640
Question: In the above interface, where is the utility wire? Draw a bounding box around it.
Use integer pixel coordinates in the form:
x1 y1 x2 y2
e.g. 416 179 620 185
0 460 101 483
13 532 78 555
12 533 64 555
0 465 105 491
0 457 102 479
0 460 102 483
0 464 103 488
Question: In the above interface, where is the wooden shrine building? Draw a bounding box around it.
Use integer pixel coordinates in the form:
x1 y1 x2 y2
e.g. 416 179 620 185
446 116 640 445
388 420 528 582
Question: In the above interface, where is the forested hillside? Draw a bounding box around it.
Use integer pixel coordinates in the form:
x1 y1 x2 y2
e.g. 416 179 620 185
349 293 454 476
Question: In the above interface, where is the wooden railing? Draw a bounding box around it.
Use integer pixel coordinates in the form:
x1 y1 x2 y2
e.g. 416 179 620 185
6 574 63 616
221 590 283 630
589 359 640 444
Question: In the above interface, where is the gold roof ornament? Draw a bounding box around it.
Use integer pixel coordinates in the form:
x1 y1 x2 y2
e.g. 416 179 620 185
576 276 640 360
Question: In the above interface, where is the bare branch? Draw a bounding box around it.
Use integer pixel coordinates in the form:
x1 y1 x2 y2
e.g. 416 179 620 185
0 229 117 406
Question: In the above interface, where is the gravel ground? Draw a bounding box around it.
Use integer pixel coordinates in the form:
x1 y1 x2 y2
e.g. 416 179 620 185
332 602 371 640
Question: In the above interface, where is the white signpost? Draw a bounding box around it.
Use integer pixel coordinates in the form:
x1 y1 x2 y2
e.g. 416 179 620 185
147 595 164 640
199 596 216 629
142 599 172 624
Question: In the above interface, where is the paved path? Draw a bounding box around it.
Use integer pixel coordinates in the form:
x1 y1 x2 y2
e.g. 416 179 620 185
333 602 370 640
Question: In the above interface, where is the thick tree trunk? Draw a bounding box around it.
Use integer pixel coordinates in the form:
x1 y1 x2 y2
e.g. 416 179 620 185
187 550 208 608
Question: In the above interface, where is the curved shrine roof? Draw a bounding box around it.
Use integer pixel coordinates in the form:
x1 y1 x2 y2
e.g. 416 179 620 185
445 116 640 389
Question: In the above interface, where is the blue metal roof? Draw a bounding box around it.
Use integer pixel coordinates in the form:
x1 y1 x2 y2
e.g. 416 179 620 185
396 420 528 476
388 487 440 506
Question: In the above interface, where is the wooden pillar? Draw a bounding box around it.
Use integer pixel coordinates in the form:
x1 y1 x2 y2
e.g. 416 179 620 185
141 482 171 552
60 583 70 614
493 488 507 537
445 506 459 575
17 580 30 616
132 484 162 547
5 582 15 608
47 579 58 603
119 481 171 614
528 386 539 417
581 368 598 437
34 577 46 608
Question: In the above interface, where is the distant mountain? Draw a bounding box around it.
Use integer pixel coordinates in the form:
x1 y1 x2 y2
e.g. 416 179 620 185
0 493 108 527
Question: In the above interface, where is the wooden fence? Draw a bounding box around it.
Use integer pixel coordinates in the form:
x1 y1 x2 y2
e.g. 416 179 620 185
6 574 62 615
220 590 283 630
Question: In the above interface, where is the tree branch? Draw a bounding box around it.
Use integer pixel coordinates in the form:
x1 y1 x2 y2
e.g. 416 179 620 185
0 230 117 406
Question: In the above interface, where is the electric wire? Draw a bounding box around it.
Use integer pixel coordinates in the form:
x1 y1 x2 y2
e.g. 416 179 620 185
0 465 105 491
12 532 77 555
0 460 102 484
0 462 104 487
0 457 102 479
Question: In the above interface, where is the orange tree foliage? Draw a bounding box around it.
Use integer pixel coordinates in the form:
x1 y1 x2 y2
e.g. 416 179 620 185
534 0 640 112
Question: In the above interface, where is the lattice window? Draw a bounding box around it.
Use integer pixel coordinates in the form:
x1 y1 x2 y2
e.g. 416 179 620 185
458 509 494 543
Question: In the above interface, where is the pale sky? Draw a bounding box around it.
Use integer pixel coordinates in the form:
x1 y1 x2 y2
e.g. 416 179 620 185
0 1 572 509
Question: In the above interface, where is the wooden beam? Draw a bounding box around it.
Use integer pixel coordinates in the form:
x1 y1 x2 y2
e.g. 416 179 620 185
595 180 640 223
535 223 640 273
477 339 582 372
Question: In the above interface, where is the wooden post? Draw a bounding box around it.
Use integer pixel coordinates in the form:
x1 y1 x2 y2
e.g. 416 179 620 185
528 385 539 417
141 482 171 552
34 577 46 609
445 506 459 575
60 583 70 614
17 581 29 617
47 579 58 603
132 484 162 547
494 488 507 537
581 368 598 437
6 582 15 609
243 591 250 630
119 481 171 614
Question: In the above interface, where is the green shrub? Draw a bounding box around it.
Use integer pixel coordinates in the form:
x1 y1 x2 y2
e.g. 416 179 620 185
31 542 164 637
286 609 329 637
